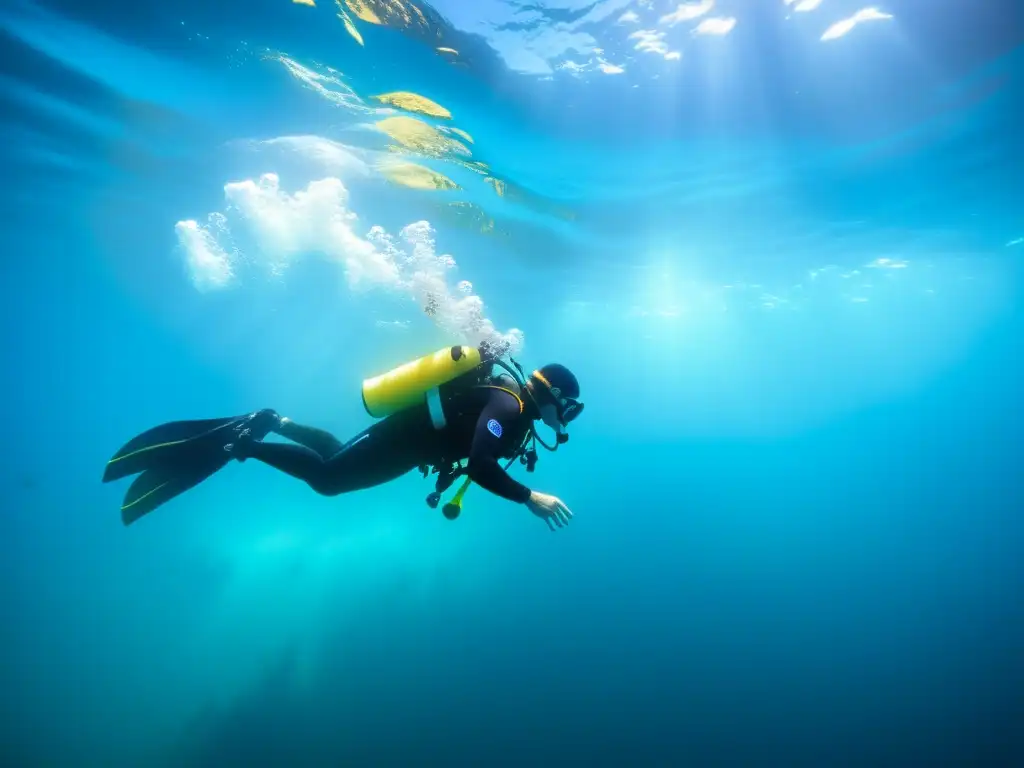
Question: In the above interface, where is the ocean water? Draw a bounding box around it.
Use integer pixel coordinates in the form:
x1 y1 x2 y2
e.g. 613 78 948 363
1 0 1022 765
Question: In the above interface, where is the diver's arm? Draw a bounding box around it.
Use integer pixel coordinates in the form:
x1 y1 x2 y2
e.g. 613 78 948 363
466 393 532 504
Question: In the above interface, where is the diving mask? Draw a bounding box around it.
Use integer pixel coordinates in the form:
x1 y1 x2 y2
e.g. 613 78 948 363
533 374 584 442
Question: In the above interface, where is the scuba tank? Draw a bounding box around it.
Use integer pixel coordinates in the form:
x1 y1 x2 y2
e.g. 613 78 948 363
361 345 483 424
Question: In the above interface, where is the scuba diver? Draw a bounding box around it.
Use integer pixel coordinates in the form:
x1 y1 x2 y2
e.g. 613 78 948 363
103 345 583 531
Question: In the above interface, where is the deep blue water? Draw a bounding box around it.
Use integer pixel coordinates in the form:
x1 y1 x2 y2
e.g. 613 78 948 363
1 0 1022 765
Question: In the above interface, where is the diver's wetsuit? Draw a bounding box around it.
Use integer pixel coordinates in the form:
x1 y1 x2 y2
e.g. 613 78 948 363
241 384 536 503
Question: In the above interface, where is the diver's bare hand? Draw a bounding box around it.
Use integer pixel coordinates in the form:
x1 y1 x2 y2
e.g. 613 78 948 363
526 491 574 531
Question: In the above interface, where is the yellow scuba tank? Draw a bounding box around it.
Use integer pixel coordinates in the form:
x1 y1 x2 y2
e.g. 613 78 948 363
361 345 483 419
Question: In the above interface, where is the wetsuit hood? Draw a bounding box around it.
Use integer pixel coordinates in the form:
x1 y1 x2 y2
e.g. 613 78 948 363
529 363 584 429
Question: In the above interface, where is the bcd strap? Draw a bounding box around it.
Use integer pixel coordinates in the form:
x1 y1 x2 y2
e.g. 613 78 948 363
426 386 446 429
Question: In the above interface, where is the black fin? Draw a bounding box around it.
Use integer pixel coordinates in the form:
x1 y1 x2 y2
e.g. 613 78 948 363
120 460 230 526
103 415 244 483
106 410 280 524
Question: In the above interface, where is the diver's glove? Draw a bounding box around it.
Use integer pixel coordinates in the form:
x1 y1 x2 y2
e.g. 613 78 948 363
525 491 574 532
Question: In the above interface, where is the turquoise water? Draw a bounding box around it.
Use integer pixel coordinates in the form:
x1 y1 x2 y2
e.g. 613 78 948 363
2 0 1022 764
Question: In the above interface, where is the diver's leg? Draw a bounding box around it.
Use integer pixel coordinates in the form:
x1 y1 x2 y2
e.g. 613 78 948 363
238 412 430 497
274 418 345 459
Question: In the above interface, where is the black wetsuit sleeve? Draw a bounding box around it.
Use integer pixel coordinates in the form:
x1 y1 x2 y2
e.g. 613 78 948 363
467 391 532 504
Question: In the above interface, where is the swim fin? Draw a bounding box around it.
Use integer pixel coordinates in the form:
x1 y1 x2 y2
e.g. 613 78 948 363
103 410 279 526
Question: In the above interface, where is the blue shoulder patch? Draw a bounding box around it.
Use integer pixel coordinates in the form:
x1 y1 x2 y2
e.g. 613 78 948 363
486 418 503 438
